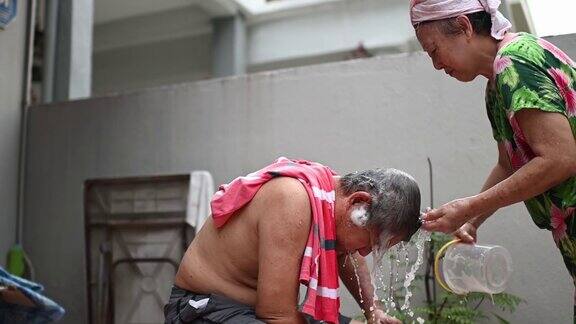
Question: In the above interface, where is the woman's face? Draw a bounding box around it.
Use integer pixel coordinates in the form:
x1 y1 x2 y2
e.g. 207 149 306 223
416 21 481 82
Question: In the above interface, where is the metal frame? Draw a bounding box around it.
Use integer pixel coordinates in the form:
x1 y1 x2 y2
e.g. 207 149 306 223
84 174 191 324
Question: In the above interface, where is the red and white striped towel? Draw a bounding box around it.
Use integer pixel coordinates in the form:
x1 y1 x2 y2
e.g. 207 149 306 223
211 157 341 323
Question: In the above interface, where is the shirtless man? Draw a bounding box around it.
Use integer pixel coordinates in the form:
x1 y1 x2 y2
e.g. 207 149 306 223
164 158 421 324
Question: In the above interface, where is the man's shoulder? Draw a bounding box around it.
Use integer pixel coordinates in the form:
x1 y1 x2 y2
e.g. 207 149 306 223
255 177 312 231
258 177 310 206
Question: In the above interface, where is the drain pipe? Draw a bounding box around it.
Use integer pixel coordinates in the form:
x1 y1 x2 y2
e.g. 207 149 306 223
42 0 57 103
15 0 38 278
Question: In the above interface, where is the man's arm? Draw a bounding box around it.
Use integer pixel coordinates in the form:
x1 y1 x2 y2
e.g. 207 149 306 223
255 178 311 324
338 253 401 324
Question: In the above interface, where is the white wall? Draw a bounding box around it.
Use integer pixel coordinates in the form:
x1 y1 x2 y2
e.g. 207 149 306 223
0 1 27 265
248 0 416 70
26 34 576 323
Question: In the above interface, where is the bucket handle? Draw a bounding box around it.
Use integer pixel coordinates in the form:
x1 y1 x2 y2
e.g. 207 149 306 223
434 239 467 295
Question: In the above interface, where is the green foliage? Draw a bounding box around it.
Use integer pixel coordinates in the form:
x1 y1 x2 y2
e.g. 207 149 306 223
410 291 523 324
441 305 486 324
490 292 523 313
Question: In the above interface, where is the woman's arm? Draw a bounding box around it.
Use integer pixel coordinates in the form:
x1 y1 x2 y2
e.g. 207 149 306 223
469 142 513 228
424 109 576 233
453 142 512 242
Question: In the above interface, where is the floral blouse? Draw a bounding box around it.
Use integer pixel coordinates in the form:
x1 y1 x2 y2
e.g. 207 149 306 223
485 33 576 248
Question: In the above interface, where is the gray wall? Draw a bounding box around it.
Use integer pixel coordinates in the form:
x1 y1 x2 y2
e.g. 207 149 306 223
25 34 576 323
0 1 27 265
92 5 213 96
247 0 415 69
92 33 212 96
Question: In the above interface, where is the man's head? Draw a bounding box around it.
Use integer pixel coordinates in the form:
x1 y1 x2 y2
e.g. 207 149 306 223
334 168 421 257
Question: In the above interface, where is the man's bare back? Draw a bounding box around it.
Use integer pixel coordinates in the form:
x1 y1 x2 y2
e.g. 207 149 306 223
174 177 311 319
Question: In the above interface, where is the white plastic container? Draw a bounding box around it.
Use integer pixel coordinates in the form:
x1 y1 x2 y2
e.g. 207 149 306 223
436 242 513 295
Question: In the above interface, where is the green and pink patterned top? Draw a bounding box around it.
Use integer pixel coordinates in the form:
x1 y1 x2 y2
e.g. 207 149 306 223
485 33 576 247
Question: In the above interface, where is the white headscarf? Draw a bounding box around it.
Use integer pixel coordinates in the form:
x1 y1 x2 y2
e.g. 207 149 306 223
410 0 512 40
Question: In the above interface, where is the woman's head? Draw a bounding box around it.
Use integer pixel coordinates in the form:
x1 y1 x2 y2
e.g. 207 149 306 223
410 0 512 81
416 12 493 81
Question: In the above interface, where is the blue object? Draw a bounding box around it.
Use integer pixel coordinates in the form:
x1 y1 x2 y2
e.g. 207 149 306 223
0 0 17 29
0 267 65 323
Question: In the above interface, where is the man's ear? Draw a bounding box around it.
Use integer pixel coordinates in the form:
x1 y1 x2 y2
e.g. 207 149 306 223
348 191 371 206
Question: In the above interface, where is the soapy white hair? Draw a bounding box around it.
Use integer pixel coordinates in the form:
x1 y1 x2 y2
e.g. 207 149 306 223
340 168 421 242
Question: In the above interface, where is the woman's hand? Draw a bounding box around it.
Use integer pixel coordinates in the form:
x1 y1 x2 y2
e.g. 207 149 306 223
453 222 477 243
421 197 477 233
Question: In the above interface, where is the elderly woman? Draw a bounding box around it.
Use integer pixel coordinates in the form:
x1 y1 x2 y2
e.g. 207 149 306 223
411 0 576 318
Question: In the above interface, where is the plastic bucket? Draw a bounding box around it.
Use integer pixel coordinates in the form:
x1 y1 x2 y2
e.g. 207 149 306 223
434 240 513 295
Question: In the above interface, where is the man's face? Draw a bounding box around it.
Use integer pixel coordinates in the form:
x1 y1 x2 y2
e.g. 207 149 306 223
334 188 410 256
361 228 407 257
337 212 407 257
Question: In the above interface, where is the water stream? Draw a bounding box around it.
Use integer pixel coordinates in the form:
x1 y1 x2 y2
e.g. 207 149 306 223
369 230 431 323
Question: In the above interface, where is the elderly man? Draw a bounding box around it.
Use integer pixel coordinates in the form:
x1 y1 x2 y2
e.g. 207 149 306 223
164 157 421 324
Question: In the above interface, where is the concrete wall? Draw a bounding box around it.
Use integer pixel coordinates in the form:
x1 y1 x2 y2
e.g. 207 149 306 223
92 33 212 96
91 0 419 96
92 5 213 96
0 1 27 265
247 0 417 70
25 34 576 323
